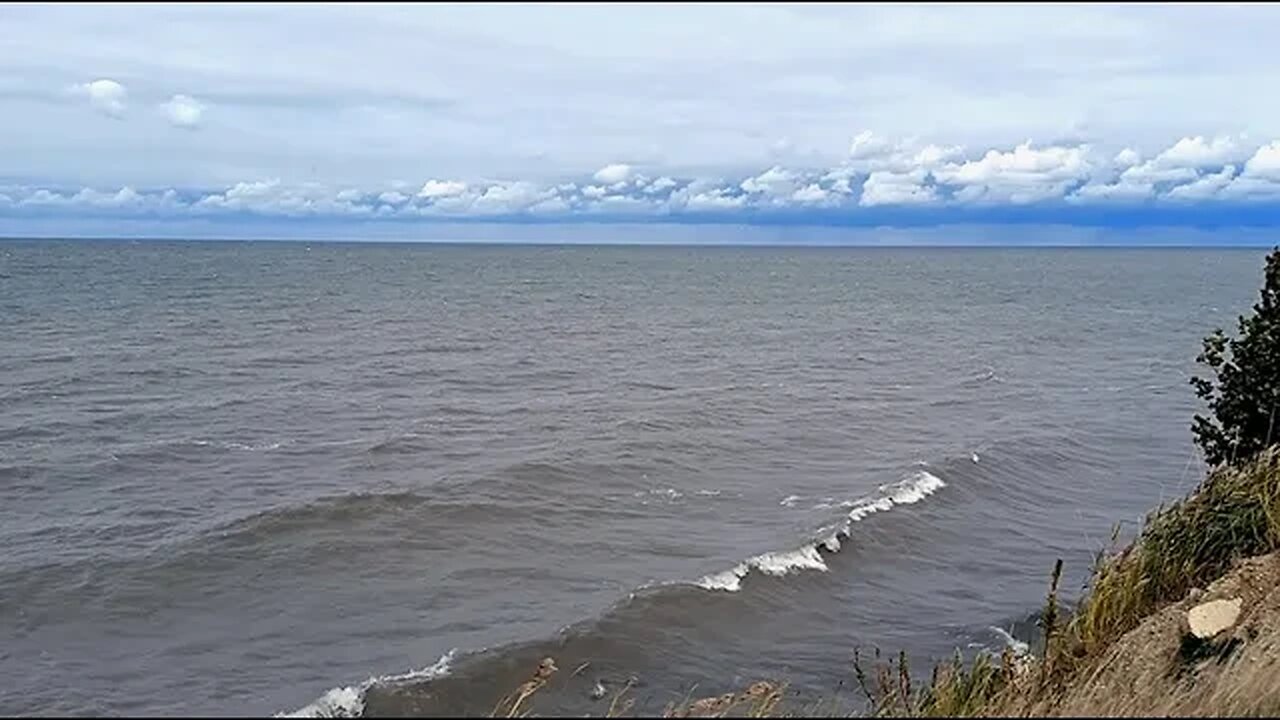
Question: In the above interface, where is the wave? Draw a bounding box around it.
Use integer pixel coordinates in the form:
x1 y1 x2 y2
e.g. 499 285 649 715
275 466 958 715
988 626 1031 658
696 470 947 592
280 650 457 718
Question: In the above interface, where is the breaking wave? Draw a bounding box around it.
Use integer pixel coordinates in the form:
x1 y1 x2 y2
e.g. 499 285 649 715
697 470 947 592
279 650 457 718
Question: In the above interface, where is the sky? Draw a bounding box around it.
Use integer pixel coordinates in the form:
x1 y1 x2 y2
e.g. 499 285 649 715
4 2 1280 241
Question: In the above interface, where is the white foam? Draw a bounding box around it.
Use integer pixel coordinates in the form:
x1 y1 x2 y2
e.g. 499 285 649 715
779 494 801 507
884 471 946 505
695 470 947 593
749 545 828 576
847 471 945 522
819 529 843 552
278 650 456 718
279 686 365 719
696 563 749 592
988 627 1031 658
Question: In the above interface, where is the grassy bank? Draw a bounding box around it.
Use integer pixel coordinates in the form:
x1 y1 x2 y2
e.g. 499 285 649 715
877 446 1280 718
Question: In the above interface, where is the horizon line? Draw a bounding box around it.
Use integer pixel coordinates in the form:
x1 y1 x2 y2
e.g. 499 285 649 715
2 235 1274 250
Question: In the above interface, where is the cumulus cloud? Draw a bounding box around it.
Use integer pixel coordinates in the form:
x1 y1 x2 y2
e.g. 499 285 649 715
859 170 938 207
592 163 633 184
11 130 1280 223
70 78 127 117
1165 164 1237 202
1214 142 1280 201
1120 135 1244 185
848 130 896 161
933 141 1091 205
740 166 799 198
163 94 205 129
1113 148 1142 168
642 176 678 195
791 184 830 204
468 181 557 214
418 179 468 199
1242 141 1280 180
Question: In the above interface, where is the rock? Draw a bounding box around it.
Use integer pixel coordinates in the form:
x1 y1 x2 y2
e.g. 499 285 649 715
1187 587 1204 603
1187 597 1243 639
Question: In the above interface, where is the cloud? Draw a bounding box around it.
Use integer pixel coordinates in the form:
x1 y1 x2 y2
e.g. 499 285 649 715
1119 135 1244 185
69 78 127 117
1214 142 1280 201
680 186 747 212
859 170 938 207
418 179 468 199
641 176 678 195
163 94 205 128
933 141 1091 205
1165 164 1237 202
791 183 830 204
592 163 633 184
11 129 1280 224
1242 141 1280 180
1113 148 1142 168
849 130 896 161
740 166 799 198
468 181 557 214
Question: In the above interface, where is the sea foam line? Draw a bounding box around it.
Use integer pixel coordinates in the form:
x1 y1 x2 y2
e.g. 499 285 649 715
277 649 457 718
696 470 947 593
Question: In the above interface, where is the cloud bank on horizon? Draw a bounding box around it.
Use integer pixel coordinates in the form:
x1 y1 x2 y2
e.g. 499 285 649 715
5 3 1280 228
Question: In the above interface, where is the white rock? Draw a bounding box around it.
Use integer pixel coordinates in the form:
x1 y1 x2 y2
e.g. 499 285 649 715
1187 597 1242 639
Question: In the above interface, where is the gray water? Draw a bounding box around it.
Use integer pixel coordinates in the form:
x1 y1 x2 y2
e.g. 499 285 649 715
0 240 1265 716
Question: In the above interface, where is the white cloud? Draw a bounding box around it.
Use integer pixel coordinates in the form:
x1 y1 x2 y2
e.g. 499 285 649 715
70 78 127 117
1155 135 1240 169
849 130 896 160
859 170 938 207
791 184 830 204
642 176 677 194
10 129 1280 223
163 94 205 128
193 179 373 216
418 179 468 199
592 163 633 184
932 141 1091 204
586 194 654 214
1241 141 1280 180
740 166 798 197
71 186 144 208
469 181 556 214
1216 143 1280 200
1120 135 1244 185
681 187 746 212
1113 148 1141 168
1165 165 1237 202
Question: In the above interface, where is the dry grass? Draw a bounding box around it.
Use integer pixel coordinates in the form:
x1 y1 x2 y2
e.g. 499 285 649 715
1044 449 1280 682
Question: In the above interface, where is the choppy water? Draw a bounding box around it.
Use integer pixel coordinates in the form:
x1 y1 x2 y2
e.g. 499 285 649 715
0 239 1264 716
